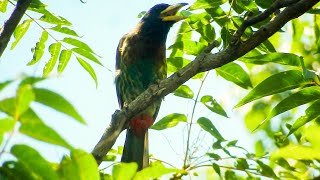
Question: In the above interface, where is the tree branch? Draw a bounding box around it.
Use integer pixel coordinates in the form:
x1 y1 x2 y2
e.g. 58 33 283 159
91 0 319 165
0 0 32 58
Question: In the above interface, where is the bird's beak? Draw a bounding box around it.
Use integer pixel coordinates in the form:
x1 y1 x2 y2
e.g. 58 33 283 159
160 3 188 22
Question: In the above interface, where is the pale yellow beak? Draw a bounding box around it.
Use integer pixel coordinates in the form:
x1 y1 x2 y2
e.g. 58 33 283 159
160 3 188 22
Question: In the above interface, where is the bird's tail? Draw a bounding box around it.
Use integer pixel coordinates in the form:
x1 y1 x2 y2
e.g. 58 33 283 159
121 128 149 170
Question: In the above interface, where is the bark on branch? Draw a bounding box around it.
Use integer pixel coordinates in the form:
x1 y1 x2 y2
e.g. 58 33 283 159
91 0 319 165
0 0 32 58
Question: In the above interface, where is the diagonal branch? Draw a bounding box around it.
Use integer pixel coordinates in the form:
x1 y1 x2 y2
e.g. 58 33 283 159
0 0 32 57
91 0 319 165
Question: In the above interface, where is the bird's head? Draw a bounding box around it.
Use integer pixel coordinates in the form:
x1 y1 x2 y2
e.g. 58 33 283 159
138 3 188 42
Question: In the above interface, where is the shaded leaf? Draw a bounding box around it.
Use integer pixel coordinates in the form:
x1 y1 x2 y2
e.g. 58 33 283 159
216 62 252 89
19 109 73 149
197 117 225 141
236 158 249 170
58 149 99 180
11 144 59 180
207 153 221 160
28 30 48 66
256 160 277 178
151 113 187 130
212 163 221 176
225 170 236 180
58 49 72 74
235 70 312 108
112 163 137 180
43 42 62 77
256 0 275 9
72 48 102 66
76 57 98 88
200 95 228 117
173 85 194 99
134 161 179 179
241 53 301 66
11 19 32 50
189 0 227 10
33 88 86 124
50 25 79 37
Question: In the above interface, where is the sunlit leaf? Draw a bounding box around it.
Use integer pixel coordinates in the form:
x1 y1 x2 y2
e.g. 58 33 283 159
235 70 312 108
40 14 71 26
197 117 225 141
169 40 206 56
43 42 62 77
62 37 95 54
103 154 117 162
72 48 102 66
0 117 15 133
271 144 320 160
189 0 227 10
173 85 194 99
112 163 137 180
76 57 98 88
216 62 252 89
151 113 187 130
11 144 60 180
0 0 8 12
134 161 179 179
58 49 72 74
50 25 79 37
11 19 33 50
241 53 301 66
207 153 221 160
58 149 99 180
33 88 86 124
15 84 35 118
0 80 13 92
0 98 16 116
288 100 320 135
1 161 36 180
304 124 320 149
19 109 73 149
19 76 46 86
225 170 236 180
200 95 228 117
206 7 229 27
28 31 49 65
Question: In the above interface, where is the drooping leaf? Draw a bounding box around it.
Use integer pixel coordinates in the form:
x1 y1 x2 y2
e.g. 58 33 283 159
72 48 102 66
58 149 99 180
236 158 249 170
19 109 73 149
134 161 179 179
189 0 227 10
62 37 95 54
288 100 320 135
58 49 72 74
212 163 221 176
11 144 60 180
112 163 137 180
173 85 194 99
200 95 228 117
0 98 15 116
0 117 15 133
197 117 225 141
266 86 320 121
28 30 48 65
0 80 13 92
15 84 35 118
33 88 86 124
50 25 79 37
43 42 62 77
0 0 8 12
207 152 221 160
256 160 277 178
76 57 98 88
151 113 187 130
241 53 301 66
271 144 320 160
11 19 33 50
19 76 46 86
234 70 312 108
216 62 252 89
39 14 72 26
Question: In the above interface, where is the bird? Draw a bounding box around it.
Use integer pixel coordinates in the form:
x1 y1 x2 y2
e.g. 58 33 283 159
115 3 187 170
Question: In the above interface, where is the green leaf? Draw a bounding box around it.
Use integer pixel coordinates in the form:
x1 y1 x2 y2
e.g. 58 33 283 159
11 144 60 180
271 144 320 160
235 70 312 108
72 48 102 66
169 40 207 56
212 163 221 176
1 161 36 180
19 76 46 86
0 98 15 116
266 86 320 121
189 0 227 10
19 109 73 149
288 100 320 135
151 113 187 130
216 62 252 89
50 25 79 37
0 117 15 133
167 57 191 73
39 14 72 26
200 95 228 117
62 37 95 54
28 30 49 65
241 53 301 66
76 57 98 88
236 158 249 170
103 154 117 162
256 160 277 178
0 80 13 92
58 149 99 180
255 0 275 9
197 117 225 141
134 161 179 179
0 0 8 12
112 163 137 180
33 88 86 124
15 84 35 118
173 85 194 99
207 152 221 160
58 49 72 74
43 42 62 77
11 19 33 50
